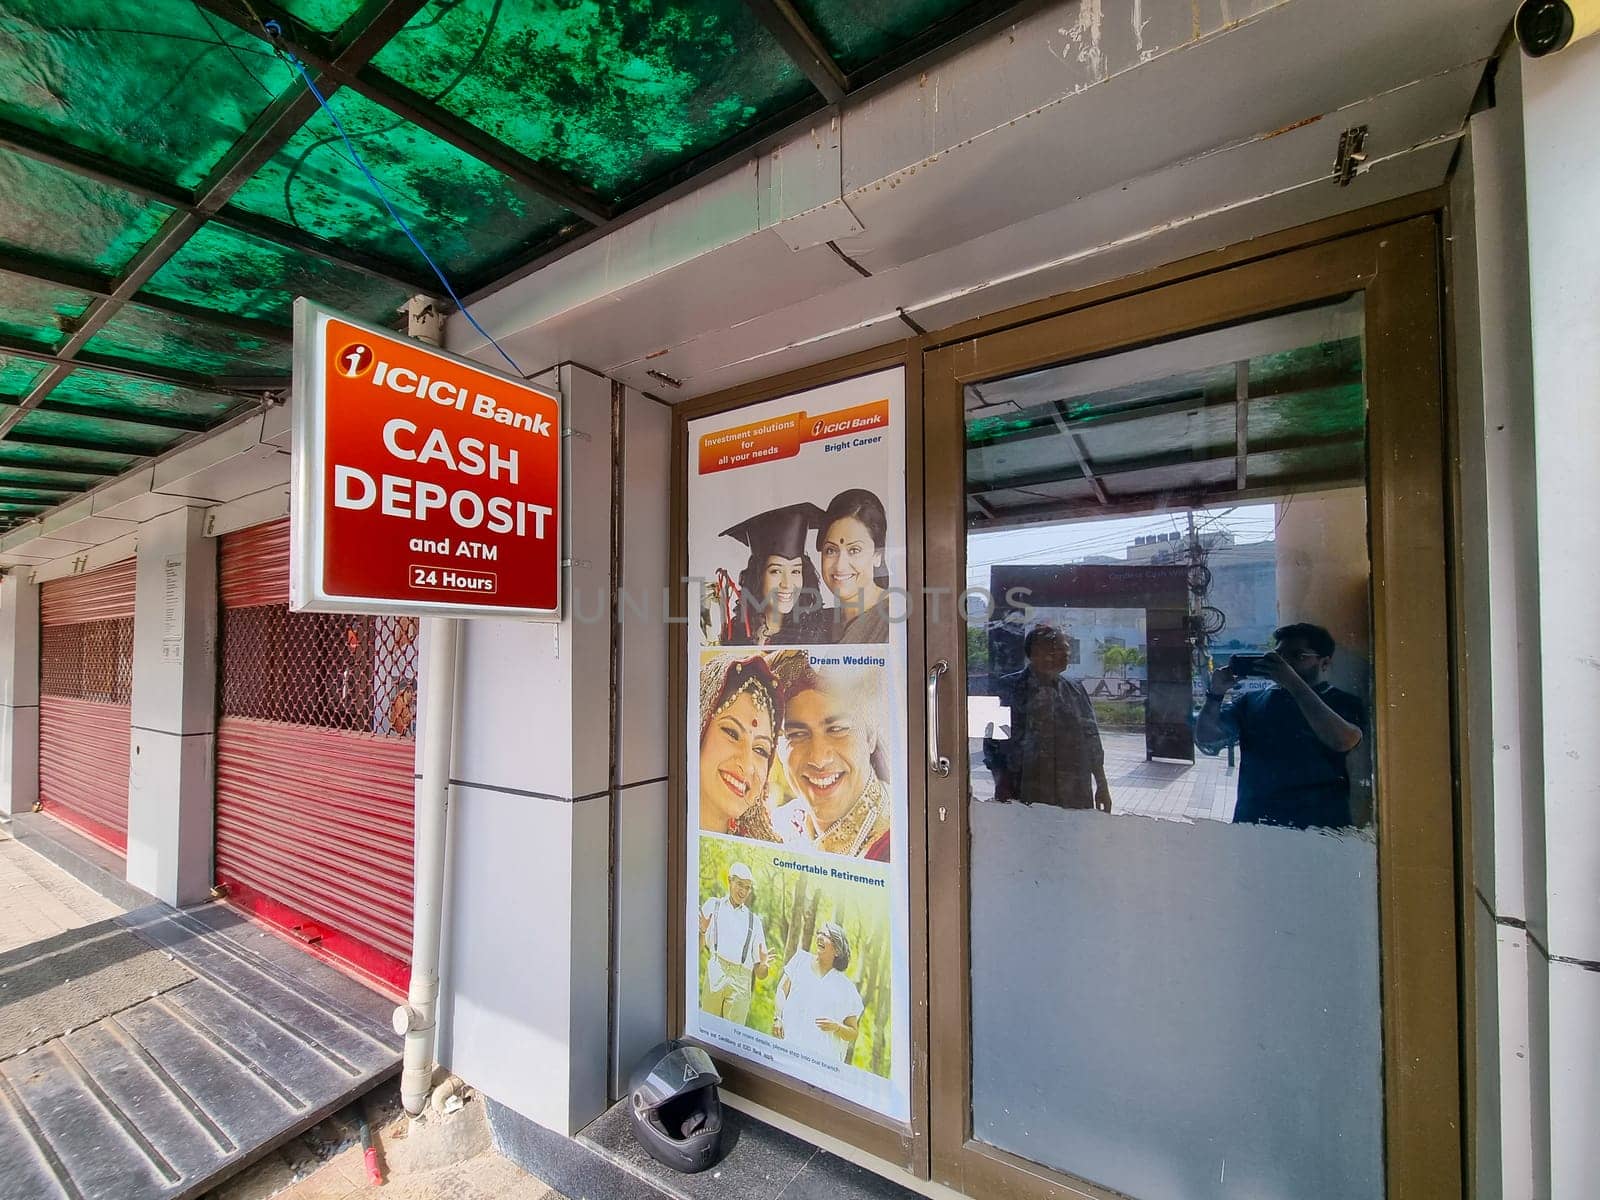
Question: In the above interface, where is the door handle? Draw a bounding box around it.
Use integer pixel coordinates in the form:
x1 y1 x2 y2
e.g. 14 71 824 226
928 659 951 777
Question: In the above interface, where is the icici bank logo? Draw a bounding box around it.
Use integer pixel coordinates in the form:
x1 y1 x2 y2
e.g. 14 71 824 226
337 342 375 379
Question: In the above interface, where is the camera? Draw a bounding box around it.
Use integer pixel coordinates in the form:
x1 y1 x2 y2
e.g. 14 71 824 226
1228 652 1269 678
1516 0 1600 57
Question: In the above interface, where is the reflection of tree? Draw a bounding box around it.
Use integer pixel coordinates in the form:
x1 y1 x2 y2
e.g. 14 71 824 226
696 839 892 1080
783 875 808 963
855 932 891 1076
1098 641 1147 680
966 624 989 675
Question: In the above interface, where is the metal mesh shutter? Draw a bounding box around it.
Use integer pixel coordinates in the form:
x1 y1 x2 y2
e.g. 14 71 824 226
215 518 419 994
38 559 136 852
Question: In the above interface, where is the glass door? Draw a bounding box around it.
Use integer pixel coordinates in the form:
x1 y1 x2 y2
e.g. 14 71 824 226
920 222 1460 1200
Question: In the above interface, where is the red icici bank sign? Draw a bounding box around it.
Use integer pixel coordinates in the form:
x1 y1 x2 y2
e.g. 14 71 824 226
290 300 562 618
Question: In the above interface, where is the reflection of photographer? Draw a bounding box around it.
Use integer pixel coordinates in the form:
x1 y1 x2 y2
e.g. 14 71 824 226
1196 623 1365 829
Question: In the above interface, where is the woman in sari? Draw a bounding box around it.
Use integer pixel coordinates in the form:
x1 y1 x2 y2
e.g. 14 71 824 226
816 489 892 644
698 655 786 841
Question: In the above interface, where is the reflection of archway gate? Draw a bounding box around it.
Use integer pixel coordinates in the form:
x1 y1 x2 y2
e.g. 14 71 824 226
986 563 1193 762
38 559 137 851
214 518 418 994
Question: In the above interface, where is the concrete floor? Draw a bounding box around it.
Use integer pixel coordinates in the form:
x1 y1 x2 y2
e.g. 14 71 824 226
967 728 1240 821
0 826 564 1200
0 828 124 951
204 1083 565 1200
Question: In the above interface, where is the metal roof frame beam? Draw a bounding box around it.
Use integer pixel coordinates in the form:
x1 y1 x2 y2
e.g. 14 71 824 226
0 461 118 481
460 3 1041 304
0 254 294 344
1049 402 1111 506
463 91 827 301
0 335 282 398
0 0 427 439
194 0 614 227
0 117 434 297
0 430 170 458
32 401 218 435
743 0 849 103
969 429 1365 497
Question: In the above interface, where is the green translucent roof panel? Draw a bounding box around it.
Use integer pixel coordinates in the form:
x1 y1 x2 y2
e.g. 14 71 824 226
276 0 368 33
0 149 174 274
0 501 53 514
0 270 95 350
142 222 412 324
1248 386 1366 443
791 0 980 74
84 305 293 377
0 466 106 490
11 407 187 455
0 1 297 191
0 438 137 474
229 87 577 278
0 358 51 396
0 487 61 503
370 0 814 202
45 368 245 424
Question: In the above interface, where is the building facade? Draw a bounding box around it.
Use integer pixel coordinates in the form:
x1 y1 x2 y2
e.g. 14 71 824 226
0 3 1596 1197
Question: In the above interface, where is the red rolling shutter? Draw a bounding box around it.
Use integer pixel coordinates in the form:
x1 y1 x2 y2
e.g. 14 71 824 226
215 519 418 995
38 559 137 853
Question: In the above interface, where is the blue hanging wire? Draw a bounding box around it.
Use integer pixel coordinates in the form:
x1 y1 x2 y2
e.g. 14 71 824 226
262 19 524 377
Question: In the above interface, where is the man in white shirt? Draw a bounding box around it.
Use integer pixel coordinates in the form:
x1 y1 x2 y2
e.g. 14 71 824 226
773 923 864 1065
698 862 771 1025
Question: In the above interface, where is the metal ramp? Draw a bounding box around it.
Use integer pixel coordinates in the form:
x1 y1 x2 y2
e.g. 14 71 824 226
0 902 400 1200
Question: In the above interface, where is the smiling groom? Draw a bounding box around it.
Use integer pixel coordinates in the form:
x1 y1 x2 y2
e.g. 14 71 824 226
777 660 892 861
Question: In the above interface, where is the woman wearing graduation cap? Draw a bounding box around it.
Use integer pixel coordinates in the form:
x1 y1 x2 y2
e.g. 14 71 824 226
717 503 826 647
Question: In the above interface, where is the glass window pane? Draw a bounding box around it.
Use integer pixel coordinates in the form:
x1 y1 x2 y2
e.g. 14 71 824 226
0 1 296 189
964 296 1383 1199
369 0 815 202
229 87 580 279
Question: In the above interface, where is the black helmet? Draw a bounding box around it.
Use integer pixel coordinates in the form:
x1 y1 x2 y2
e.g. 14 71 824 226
627 1040 725 1173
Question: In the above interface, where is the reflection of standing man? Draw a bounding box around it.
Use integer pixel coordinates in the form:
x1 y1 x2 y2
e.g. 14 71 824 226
1195 622 1365 829
698 863 772 1025
773 924 863 1064
988 625 1111 811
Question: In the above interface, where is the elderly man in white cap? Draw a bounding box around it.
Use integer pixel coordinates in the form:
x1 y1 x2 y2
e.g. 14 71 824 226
698 861 772 1025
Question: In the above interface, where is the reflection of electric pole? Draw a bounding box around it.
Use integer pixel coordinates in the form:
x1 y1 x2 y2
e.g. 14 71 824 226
1187 511 1205 677
1187 511 1235 768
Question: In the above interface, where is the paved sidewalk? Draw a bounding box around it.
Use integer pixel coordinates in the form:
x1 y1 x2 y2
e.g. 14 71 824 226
205 1082 564 1200
1 828 563 1200
1100 730 1240 822
0 827 124 952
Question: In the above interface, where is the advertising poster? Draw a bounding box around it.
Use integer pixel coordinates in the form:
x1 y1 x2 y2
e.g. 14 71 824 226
684 368 910 1122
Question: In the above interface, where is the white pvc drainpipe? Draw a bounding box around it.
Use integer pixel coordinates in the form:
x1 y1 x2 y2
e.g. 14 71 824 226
395 614 460 1114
